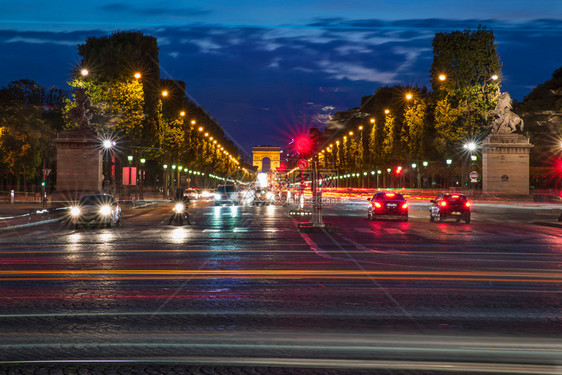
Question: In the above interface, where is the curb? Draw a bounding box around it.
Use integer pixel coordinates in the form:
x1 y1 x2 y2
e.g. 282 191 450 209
532 221 562 229
0 217 65 232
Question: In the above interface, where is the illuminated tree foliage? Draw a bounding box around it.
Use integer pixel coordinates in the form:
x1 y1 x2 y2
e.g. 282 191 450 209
431 27 502 142
0 79 65 191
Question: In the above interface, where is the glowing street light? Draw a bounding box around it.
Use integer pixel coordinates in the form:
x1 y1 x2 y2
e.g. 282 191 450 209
370 118 375 124
446 159 453 165
80 69 89 76
102 140 113 149
384 109 390 115
180 111 186 117
134 72 141 79
438 74 447 81
464 142 477 152
405 93 413 100
491 74 499 81
161 90 168 97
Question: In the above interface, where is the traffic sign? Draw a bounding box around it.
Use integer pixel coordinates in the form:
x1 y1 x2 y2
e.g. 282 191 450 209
469 171 479 182
297 159 309 170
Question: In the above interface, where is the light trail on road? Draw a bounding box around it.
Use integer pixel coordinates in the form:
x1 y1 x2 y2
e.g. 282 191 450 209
1 269 561 283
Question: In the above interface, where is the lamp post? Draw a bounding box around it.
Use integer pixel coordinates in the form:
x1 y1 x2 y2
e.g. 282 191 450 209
171 164 177 194
140 158 146 200
163 164 168 198
127 155 133 199
446 159 453 189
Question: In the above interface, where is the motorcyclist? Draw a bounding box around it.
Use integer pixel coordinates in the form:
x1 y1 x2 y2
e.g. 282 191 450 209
169 188 191 225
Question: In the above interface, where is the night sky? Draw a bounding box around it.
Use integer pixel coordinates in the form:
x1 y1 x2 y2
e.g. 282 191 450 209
1 1 561 157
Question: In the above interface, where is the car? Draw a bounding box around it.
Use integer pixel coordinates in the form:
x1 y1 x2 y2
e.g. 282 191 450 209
429 193 471 223
184 188 199 200
70 194 122 228
367 192 408 221
253 189 275 205
214 184 239 205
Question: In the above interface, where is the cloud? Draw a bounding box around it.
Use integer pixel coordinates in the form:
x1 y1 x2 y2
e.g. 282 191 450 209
98 3 211 17
317 60 399 83
4 36 80 46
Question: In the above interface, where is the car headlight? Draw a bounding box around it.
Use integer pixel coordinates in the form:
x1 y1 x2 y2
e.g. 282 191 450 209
174 203 185 213
215 194 222 200
99 205 112 216
70 206 81 217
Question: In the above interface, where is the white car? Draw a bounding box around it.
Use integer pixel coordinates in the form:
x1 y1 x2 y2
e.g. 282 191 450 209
70 194 122 228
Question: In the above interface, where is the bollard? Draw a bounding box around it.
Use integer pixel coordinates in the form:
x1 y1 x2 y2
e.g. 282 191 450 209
10 190 14 204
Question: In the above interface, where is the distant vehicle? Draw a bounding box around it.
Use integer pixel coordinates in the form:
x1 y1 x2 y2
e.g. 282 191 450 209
70 194 122 228
253 189 275 206
184 188 199 200
214 184 238 205
199 189 214 199
429 193 471 223
367 192 408 221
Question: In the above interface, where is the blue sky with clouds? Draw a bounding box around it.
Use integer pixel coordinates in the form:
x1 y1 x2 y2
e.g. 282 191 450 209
1 1 561 154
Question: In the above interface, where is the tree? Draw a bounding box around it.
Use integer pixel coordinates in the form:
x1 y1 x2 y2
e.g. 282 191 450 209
430 27 502 141
404 97 430 159
77 31 160 145
0 80 61 191
515 67 562 166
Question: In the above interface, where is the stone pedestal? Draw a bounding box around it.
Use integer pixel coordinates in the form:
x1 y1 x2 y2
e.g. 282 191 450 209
482 134 533 195
55 128 102 200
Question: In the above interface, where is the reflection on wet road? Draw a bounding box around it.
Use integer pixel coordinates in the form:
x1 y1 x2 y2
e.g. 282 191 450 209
0 199 561 367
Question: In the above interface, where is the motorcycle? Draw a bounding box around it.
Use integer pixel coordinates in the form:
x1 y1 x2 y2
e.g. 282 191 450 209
169 201 191 225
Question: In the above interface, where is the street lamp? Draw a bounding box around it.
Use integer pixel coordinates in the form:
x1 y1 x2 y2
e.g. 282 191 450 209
163 164 168 198
140 158 146 199
464 142 477 152
405 93 413 101
384 109 390 115
80 69 89 76
134 72 141 79
161 90 168 97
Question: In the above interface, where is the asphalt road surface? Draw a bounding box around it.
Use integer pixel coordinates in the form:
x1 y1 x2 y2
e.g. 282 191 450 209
0 198 561 373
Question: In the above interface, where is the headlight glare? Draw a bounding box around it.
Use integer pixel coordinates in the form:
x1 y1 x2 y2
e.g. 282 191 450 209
99 205 112 216
174 203 184 213
70 207 81 217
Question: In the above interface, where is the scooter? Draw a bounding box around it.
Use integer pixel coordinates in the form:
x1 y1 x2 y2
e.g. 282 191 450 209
169 202 191 225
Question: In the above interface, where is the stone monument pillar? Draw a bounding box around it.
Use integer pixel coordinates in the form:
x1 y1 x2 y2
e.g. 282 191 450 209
55 128 103 198
482 92 533 195
54 87 103 200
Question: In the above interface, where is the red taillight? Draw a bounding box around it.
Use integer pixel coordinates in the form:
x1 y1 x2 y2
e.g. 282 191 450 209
402 203 408 209
440 201 447 207
374 202 382 208
465 202 470 207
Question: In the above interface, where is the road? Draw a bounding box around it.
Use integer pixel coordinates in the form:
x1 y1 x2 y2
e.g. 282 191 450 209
0 198 561 373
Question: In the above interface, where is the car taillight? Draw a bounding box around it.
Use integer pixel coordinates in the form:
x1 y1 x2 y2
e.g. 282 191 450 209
374 202 382 208
402 203 408 209
451 195 460 198
385 193 395 198
440 201 447 207
465 202 470 207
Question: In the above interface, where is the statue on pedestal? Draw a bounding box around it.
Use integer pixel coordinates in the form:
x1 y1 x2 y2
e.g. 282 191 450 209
486 92 524 134
67 87 95 133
